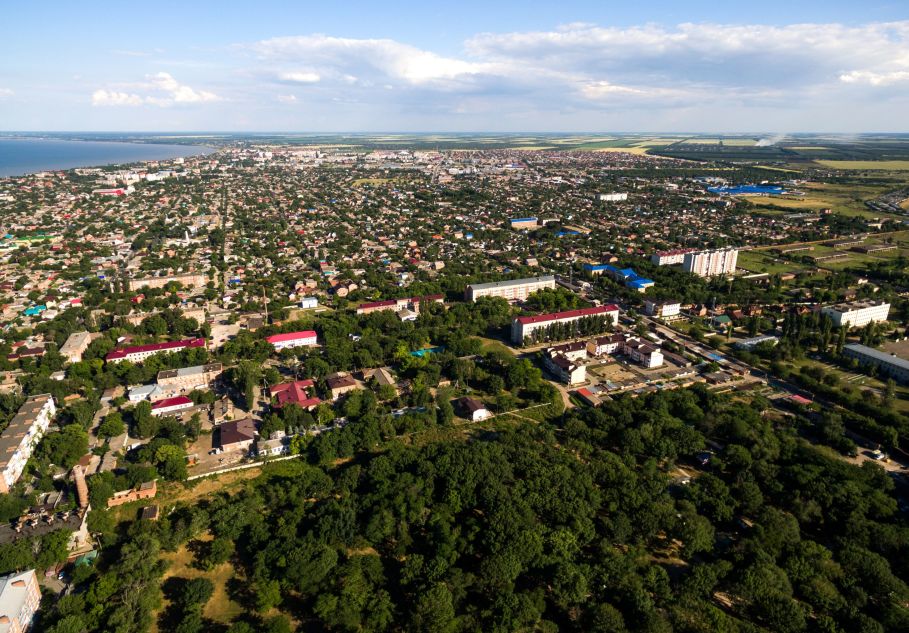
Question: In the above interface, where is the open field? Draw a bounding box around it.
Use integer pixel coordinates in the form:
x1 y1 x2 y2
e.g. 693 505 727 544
815 160 909 170
592 146 652 155
736 250 806 275
352 177 394 186
743 182 902 219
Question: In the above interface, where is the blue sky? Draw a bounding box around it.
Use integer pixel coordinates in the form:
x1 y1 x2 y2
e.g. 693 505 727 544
2 0 908 132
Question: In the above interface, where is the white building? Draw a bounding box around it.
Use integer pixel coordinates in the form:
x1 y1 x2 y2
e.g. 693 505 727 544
0 395 56 493
299 296 319 309
651 249 694 266
59 331 93 363
596 192 628 202
820 301 890 329
0 569 40 632
466 276 556 303
265 330 318 350
644 300 681 319
511 304 620 344
682 248 739 277
543 351 587 385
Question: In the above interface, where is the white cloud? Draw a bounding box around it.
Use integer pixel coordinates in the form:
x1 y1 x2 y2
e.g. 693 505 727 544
840 70 909 86
253 35 492 86
0 88 13 100
92 72 220 107
279 71 320 84
277 94 298 103
92 89 144 106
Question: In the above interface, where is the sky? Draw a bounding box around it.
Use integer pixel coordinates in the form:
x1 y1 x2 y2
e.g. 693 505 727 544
2 0 909 133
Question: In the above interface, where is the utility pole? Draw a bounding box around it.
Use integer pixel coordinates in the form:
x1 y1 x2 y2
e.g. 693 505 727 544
262 283 268 323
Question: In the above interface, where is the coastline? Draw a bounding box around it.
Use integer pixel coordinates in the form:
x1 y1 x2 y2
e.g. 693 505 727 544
0 138 216 178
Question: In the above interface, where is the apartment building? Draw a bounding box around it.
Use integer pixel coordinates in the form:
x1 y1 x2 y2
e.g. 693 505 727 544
465 275 555 303
650 248 694 266
0 569 40 632
682 248 739 277
511 304 620 344
820 301 890 329
644 300 681 319
355 294 443 316
105 338 206 363
156 363 222 392
0 394 56 493
59 331 93 363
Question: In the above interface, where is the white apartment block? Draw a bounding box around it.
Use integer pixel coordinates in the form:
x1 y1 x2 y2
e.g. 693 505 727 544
644 300 681 319
682 248 739 277
465 276 556 303
596 192 628 202
650 249 693 266
821 301 890 328
59 331 93 363
0 569 40 633
511 305 620 344
0 395 56 493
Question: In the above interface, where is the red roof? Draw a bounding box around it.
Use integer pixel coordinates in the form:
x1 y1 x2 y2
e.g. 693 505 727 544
105 338 205 361
270 379 316 407
151 396 193 410
515 304 619 326
266 330 317 344
789 394 813 406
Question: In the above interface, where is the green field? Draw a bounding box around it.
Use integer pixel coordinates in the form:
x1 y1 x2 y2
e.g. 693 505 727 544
815 160 909 170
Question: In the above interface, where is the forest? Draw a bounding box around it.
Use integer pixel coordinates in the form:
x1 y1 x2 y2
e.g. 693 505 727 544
29 386 909 633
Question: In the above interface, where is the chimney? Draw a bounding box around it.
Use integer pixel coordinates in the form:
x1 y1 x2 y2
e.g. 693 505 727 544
72 465 89 509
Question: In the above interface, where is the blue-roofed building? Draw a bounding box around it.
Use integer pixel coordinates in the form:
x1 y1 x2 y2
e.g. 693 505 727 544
509 217 538 230
23 305 46 316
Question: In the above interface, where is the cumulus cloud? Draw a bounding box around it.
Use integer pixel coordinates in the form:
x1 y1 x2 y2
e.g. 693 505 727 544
253 35 492 87
92 72 221 107
277 94 298 103
0 88 13 100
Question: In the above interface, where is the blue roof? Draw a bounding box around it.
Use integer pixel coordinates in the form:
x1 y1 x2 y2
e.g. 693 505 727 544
627 278 654 288
583 264 610 271
510 217 537 223
618 268 636 278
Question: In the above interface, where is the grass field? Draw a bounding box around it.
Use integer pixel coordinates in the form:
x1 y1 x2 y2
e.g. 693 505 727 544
736 250 805 275
815 160 909 170
743 182 902 219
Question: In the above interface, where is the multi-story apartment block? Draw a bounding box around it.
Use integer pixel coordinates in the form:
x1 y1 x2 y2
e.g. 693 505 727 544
0 569 41 632
465 276 556 303
682 248 739 277
0 395 56 493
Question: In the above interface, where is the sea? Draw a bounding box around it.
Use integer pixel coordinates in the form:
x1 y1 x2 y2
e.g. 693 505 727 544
0 137 215 177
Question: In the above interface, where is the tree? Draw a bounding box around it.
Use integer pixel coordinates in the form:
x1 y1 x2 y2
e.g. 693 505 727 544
409 583 456 633
98 411 125 439
154 444 188 481
178 577 214 611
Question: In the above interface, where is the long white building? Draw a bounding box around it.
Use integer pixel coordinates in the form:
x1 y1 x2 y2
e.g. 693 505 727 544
465 276 555 303
0 394 56 493
821 301 890 328
511 304 620 344
682 248 739 277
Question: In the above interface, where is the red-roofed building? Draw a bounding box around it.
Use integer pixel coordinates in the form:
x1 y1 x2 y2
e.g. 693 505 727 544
105 338 206 364
265 331 317 350
150 396 193 417
355 294 443 316
511 305 619 344
269 379 321 410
